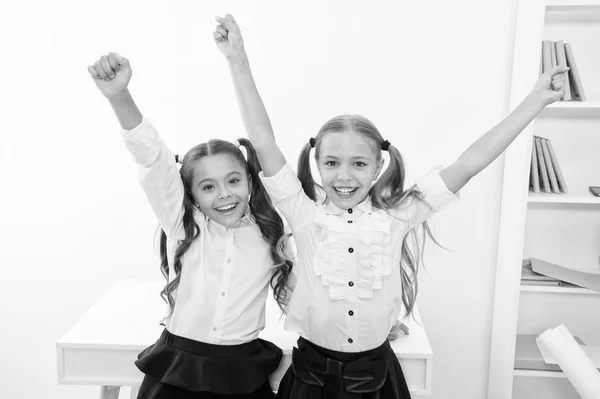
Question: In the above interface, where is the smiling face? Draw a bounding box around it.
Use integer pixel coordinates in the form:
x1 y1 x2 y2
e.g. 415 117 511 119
189 153 251 227
316 131 383 210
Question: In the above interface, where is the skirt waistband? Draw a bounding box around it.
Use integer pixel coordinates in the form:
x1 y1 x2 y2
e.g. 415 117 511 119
297 336 392 362
158 328 267 358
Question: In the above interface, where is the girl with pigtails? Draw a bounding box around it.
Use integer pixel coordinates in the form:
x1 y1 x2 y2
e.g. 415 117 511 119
214 13 569 399
88 51 294 399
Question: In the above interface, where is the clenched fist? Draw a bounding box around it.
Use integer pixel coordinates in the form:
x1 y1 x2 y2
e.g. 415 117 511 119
529 65 570 107
214 14 245 60
88 52 132 99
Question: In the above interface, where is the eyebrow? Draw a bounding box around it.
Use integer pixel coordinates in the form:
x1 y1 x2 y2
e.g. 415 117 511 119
198 171 242 186
322 155 370 161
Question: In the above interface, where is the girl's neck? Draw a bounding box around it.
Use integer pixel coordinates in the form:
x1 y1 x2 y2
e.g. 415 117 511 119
204 210 254 230
325 194 371 213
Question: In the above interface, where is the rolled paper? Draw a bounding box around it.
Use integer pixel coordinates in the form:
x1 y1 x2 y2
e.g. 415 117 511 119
538 338 600 369
537 325 600 399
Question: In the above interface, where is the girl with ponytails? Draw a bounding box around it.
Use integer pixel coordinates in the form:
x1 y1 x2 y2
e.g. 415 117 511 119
88 51 294 399
215 14 568 399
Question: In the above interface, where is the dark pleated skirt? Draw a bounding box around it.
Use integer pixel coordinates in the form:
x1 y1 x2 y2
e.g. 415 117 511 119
275 337 411 399
135 329 282 399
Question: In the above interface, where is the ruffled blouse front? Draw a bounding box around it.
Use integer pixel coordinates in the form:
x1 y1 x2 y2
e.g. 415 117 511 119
313 204 393 301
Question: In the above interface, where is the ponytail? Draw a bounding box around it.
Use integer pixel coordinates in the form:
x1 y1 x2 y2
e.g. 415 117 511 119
371 142 442 320
297 142 320 202
159 190 200 321
370 143 407 209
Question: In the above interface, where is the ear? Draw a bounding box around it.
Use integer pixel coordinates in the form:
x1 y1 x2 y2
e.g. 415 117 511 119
373 158 385 181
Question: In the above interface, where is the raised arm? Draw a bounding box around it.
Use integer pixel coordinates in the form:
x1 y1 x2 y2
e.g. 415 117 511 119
214 14 286 177
88 53 185 236
88 52 142 130
440 65 569 193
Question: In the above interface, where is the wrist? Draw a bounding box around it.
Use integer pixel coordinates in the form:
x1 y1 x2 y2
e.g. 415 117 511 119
520 94 545 114
226 52 250 67
106 88 132 102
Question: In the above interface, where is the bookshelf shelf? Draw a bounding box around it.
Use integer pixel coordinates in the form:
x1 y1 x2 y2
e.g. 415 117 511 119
520 284 598 294
513 369 567 379
547 101 600 108
540 101 600 118
546 0 600 8
527 193 600 204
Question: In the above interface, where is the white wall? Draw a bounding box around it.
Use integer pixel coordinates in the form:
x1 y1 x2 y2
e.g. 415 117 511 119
0 0 518 398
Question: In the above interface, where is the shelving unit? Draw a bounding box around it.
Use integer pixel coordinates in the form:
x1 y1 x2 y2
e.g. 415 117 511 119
488 0 600 398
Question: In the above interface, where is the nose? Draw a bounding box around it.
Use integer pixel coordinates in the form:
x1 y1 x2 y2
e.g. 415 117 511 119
218 187 232 200
336 165 352 181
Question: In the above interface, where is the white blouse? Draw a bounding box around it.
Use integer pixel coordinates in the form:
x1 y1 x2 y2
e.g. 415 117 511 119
260 163 459 352
122 118 278 345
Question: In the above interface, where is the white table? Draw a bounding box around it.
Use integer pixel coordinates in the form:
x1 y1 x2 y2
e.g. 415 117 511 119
57 281 433 398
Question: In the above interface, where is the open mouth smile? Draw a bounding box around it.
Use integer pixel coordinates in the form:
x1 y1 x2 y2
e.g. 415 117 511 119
333 187 358 198
214 203 238 215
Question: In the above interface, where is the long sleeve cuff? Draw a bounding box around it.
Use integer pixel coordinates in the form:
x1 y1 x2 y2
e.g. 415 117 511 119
414 165 460 212
121 117 161 167
259 163 304 204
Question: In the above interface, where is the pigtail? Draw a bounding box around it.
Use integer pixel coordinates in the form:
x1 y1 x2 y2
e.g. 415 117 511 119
372 142 441 321
370 144 407 209
297 142 319 202
158 228 168 283
238 138 294 313
159 173 201 322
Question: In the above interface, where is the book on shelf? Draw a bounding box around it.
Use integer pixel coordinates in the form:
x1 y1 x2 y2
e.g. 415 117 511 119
529 136 567 195
529 137 540 193
539 137 560 193
521 280 562 286
530 258 600 293
565 43 586 101
540 40 585 101
550 39 558 70
554 41 572 101
541 40 553 75
534 137 551 193
521 259 562 285
544 138 568 194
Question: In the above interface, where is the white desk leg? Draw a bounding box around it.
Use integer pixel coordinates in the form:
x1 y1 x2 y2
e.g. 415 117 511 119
130 385 140 399
100 386 120 399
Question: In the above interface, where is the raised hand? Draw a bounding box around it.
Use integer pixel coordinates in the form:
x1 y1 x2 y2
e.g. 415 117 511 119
213 14 245 59
87 52 132 99
529 65 570 107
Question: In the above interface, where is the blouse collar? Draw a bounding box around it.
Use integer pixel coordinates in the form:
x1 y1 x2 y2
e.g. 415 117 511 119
203 209 256 231
321 196 375 216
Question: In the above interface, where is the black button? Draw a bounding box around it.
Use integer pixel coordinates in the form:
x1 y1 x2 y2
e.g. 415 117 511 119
348 248 354 253
348 220 353 223
348 338 353 343
348 281 354 287
349 310 354 316
348 208 353 214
